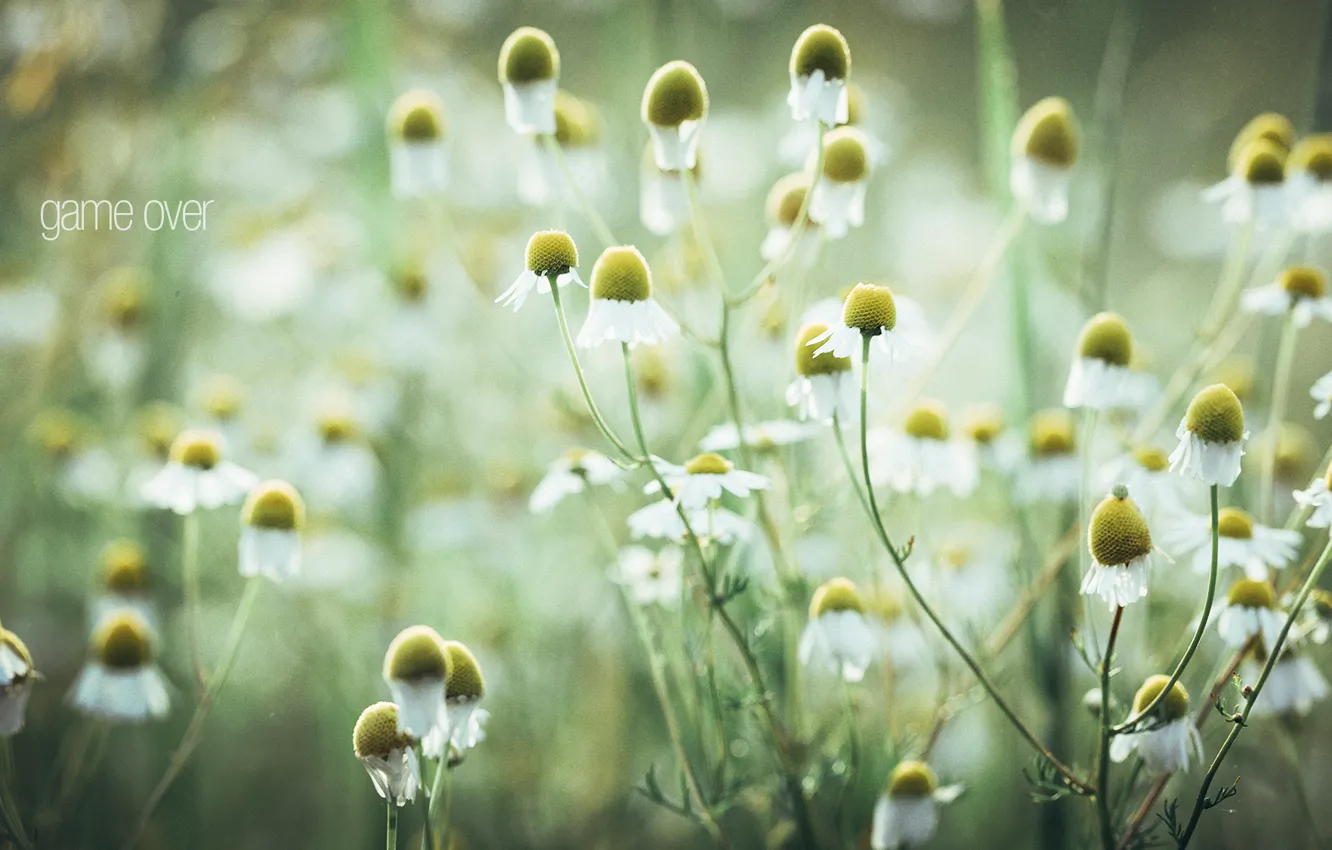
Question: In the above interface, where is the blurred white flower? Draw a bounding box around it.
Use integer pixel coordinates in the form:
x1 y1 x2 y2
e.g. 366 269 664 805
1158 506 1300 579
141 430 258 515
1245 650 1329 717
627 499 750 545
353 702 421 805
645 453 769 510
68 613 170 723
1310 370 1332 419
798 579 874 683
614 545 682 607
870 761 962 850
529 449 622 514
1214 578 1285 648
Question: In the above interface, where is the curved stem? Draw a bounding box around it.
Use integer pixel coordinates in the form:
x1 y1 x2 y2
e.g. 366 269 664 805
182 511 204 690
547 278 639 464
1111 485 1219 734
541 134 617 250
853 336 1093 795
1097 606 1125 850
1175 537 1332 848
123 579 264 849
1259 316 1300 524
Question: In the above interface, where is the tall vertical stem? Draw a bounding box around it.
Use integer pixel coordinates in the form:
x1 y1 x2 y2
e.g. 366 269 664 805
181 511 204 689
1259 316 1300 524
1097 606 1125 850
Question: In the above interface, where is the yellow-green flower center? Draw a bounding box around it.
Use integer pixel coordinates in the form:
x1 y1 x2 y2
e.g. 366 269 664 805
809 577 866 617
791 24 850 80
642 61 708 127
318 413 358 444
904 400 949 441
591 246 652 302
554 91 600 148
1227 578 1274 609
444 640 486 700
243 480 305 531
767 173 811 228
1076 312 1133 366
526 230 579 276
842 282 896 333
1012 97 1079 169
384 626 450 682
169 430 222 470
1 630 32 670
353 701 413 757
1030 409 1075 457
1311 588 1332 619
1184 384 1245 444
1088 493 1152 566
1132 446 1169 472
795 322 851 376
498 27 559 85
103 540 146 592
1290 134 1332 180
962 404 1004 445
138 402 182 458
1234 138 1286 185
102 268 145 331
1227 113 1294 171
203 376 243 421
1216 507 1254 540
389 90 446 142
822 127 870 183
93 613 153 669
1278 265 1326 300
887 760 938 798
685 452 732 476
1131 674 1190 721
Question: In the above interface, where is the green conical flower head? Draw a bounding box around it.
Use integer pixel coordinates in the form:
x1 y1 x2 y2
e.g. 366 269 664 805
767 173 811 228
887 760 937 798
93 613 153 669
498 27 559 85
1088 487 1152 566
388 90 446 142
1278 266 1326 300
790 24 850 80
103 540 146 592
904 400 949 441
1184 384 1245 444
641 61 708 128
1227 113 1294 171
821 127 870 183
526 230 578 276
169 429 222 470
1131 675 1189 721
841 283 896 333
1290 134 1332 180
1216 507 1254 540
384 626 451 683
591 246 653 303
353 701 413 757
1226 578 1274 609
1012 97 1079 168
794 323 851 376
1030 409 1075 456
443 641 486 701
1233 138 1286 185
242 480 305 531
1076 312 1132 366
809 577 866 617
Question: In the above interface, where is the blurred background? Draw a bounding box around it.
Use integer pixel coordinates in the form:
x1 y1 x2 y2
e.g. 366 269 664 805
2 0 1332 848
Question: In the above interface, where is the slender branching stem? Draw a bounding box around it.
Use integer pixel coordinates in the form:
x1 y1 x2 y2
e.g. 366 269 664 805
1097 606 1125 850
182 510 205 690
1258 316 1300 524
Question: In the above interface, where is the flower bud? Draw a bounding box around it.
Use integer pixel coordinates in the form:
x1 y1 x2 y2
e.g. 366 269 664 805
1088 488 1152 567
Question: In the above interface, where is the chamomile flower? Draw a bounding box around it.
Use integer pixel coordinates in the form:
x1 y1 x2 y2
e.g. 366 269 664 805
0 625 35 736
91 540 155 633
1287 134 1332 232
83 267 148 393
1245 645 1329 717
1203 137 1287 227
642 61 708 171
1010 97 1079 224
870 761 963 850
440 641 489 756
1063 312 1137 410
639 143 696 236
576 246 678 349
384 626 451 749
239 480 305 582
870 400 979 497
806 283 916 365
1015 409 1081 504
1311 370 1332 419
614 545 683 607
1215 578 1285 648
1080 485 1155 611
1160 505 1300 580
786 321 856 422
798 578 874 682
498 229 584 312
69 612 170 723
140 429 258 515
960 404 1023 472
923 530 1016 625
353 701 421 805
1240 265 1332 327
645 452 770 510
529 448 622 514
1226 113 1295 169
698 420 818 453
1293 464 1332 527
519 90 606 207
760 172 819 264
627 499 750 545
1168 384 1248 487
386 89 448 198
1301 589 1332 644
498 27 559 136
787 24 851 126
1109 675 1202 774
296 406 378 514
810 127 871 238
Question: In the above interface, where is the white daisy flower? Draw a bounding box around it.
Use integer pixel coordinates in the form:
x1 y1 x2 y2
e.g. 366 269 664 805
627 499 750 545
1215 578 1286 648
1245 648 1330 717
1063 312 1138 410
614 545 683 607
698 420 818 454
809 127 871 239
1159 506 1300 580
353 702 421 805
1015 409 1081 504
436 641 488 758
798 579 875 682
787 321 856 423
1109 675 1203 774
870 761 963 850
84 268 147 393
806 283 917 366
639 145 692 236
921 529 1016 626
576 246 678 349
1203 136 1287 227
787 25 851 126
1310 370 1332 420
1294 466 1332 527
1240 265 1332 327
0 627 35 736
294 408 379 515
869 400 979 498
760 172 820 264
140 429 257 515
866 590 933 672
238 480 304 582
496 229 584 312
92 540 156 635
383 626 450 749
529 448 622 514
959 405 1023 473
387 90 448 198
645 452 770 511
1080 487 1155 611
1010 97 1079 225
1301 590 1332 644
498 28 559 136
1286 134 1332 233
641 61 707 171
1168 384 1248 487
68 612 170 723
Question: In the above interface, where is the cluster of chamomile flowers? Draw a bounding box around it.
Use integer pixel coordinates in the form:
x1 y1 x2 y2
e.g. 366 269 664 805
352 627 488 807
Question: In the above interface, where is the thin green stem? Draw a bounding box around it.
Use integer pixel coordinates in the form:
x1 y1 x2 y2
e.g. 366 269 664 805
442 767 454 849
1259 316 1300 524
838 679 861 844
1197 220 1257 340
542 134 618 250
123 579 264 849
854 336 1094 795
1097 606 1125 850
0 739 33 850
548 278 639 464
386 800 399 850
1175 537 1332 848
1111 485 1219 734
182 510 204 690
1080 409 1101 579
424 756 447 848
